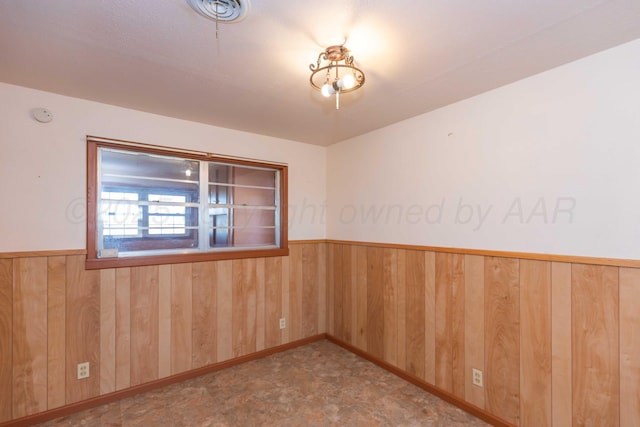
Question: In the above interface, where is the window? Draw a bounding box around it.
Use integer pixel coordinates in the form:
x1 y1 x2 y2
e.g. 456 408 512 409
86 138 288 268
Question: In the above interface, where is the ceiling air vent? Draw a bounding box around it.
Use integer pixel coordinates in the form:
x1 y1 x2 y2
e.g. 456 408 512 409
186 0 250 23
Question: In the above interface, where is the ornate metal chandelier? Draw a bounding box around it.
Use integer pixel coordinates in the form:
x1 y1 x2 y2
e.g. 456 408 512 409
309 45 365 110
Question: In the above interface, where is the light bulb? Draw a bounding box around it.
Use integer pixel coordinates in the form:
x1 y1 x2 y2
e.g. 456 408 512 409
342 73 356 89
185 169 192 177
321 83 335 97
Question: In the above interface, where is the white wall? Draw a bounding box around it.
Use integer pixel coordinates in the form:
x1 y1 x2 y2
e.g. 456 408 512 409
4 38 639 258
0 83 326 252
327 38 640 259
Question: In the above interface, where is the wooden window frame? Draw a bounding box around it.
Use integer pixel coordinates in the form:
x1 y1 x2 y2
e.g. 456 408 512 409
86 138 288 269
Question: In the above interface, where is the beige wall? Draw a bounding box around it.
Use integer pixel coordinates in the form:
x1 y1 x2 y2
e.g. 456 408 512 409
327 38 640 260
0 82 327 252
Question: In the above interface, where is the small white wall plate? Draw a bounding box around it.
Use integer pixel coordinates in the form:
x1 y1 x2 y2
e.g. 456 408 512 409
32 108 53 123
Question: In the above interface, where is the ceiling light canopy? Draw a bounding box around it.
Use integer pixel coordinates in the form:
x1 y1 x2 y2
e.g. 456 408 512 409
309 45 365 110
186 0 250 23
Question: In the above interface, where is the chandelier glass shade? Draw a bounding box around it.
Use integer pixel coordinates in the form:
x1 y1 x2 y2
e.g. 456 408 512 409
309 45 365 109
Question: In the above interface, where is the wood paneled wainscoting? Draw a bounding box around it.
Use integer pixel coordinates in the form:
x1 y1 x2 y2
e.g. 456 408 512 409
0 242 326 425
2 240 639 426
326 242 640 427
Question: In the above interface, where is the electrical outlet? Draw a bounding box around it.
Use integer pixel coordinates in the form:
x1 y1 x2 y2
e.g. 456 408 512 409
279 318 286 329
472 368 483 387
77 362 90 380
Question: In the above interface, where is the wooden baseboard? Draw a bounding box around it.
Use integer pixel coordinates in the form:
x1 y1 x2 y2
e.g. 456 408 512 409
326 334 516 427
0 334 326 427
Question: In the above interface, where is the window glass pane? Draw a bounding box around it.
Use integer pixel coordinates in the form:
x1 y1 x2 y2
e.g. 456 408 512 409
100 191 141 236
233 226 276 246
233 208 276 228
208 163 231 186
148 194 187 235
232 187 276 206
209 209 230 247
101 149 200 202
232 167 276 188
102 206 199 252
206 162 278 250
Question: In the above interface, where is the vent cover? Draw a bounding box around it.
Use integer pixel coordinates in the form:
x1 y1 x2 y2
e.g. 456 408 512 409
186 0 250 23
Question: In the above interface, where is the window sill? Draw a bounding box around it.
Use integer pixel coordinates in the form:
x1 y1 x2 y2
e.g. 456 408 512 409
85 247 290 269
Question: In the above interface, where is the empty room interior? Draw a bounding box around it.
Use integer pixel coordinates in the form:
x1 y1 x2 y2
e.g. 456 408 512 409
1 1 640 426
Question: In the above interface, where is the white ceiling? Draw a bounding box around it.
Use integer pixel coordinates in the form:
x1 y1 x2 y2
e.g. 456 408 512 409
1 0 639 146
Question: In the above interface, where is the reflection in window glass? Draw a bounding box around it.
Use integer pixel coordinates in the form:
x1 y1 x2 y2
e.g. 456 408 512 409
101 192 140 236
148 194 187 235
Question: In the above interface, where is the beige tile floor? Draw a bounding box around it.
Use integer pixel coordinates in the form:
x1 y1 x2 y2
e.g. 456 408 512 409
39 340 489 426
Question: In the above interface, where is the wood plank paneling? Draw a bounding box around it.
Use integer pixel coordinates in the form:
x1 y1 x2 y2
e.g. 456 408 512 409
130 265 159 386
326 244 335 336
464 254 485 409
551 262 572 427
355 245 368 350
46 256 66 410
289 246 303 342
115 268 131 391
619 267 640 427
367 247 384 359
255 258 265 352
435 253 465 397
405 250 425 379
216 260 233 362
383 248 398 366
281 255 290 344
484 256 520 425
572 264 619 427
264 257 282 348
396 249 407 371
158 265 171 378
13 257 48 417
349 245 359 346
424 251 436 384
232 259 257 357
3 245 322 424
317 243 327 334
65 255 100 404
324 240 640 268
302 244 319 338
192 262 217 368
171 263 192 374
519 260 551 427
2 242 637 427
99 269 116 395
331 244 344 341
0 259 12 422
340 245 353 343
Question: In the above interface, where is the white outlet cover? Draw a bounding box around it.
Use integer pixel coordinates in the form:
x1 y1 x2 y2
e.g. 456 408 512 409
77 362 90 379
472 368 483 387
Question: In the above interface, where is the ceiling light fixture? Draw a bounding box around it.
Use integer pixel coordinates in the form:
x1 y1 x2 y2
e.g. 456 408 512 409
309 45 365 110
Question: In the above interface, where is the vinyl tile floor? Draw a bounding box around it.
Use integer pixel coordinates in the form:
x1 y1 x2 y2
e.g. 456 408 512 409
39 340 489 426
